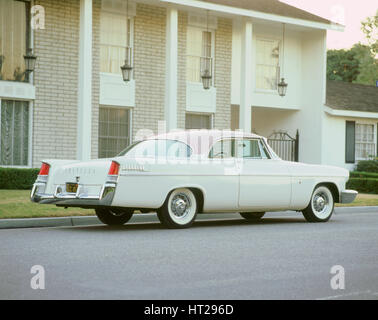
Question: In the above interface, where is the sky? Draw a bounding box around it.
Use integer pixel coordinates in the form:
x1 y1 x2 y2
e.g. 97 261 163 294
280 0 377 49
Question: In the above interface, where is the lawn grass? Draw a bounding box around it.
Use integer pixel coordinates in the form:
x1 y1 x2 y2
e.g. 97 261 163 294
0 190 94 219
0 189 377 219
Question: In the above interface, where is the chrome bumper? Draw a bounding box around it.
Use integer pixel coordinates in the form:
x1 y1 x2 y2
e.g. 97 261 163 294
31 182 116 208
340 190 358 204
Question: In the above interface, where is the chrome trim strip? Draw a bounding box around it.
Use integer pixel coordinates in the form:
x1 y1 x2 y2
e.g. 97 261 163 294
31 181 117 207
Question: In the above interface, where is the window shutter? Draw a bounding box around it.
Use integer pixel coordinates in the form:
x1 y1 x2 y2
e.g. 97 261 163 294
345 121 355 163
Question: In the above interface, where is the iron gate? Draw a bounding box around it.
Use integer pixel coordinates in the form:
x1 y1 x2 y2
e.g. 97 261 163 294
267 130 299 162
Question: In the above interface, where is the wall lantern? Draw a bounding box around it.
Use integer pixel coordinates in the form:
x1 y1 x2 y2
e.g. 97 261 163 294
277 23 288 97
277 78 288 97
24 48 37 73
201 10 212 90
201 57 212 90
121 47 133 82
120 0 133 82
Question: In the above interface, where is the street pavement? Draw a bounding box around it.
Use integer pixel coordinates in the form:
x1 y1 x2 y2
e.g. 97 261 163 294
0 208 378 300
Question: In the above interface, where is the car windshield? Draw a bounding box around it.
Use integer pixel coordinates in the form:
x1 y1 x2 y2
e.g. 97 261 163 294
117 139 192 158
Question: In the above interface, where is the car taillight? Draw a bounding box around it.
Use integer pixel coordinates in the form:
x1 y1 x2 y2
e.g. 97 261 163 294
108 161 120 176
39 162 50 176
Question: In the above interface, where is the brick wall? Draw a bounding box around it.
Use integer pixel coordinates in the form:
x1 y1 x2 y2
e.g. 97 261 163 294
30 1 232 166
33 0 80 167
132 3 166 139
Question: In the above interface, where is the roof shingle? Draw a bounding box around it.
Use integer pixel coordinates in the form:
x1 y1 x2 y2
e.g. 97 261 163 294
326 81 378 113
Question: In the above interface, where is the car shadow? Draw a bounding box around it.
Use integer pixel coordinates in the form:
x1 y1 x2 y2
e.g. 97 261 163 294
57 216 311 233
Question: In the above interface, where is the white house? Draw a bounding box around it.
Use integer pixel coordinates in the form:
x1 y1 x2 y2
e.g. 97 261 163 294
0 0 376 170
323 80 378 170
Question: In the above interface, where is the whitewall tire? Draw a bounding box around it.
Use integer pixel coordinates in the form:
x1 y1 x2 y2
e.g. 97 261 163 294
302 185 334 222
157 188 197 229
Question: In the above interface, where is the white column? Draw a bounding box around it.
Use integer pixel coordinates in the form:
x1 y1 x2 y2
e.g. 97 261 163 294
77 0 92 160
239 20 253 133
164 7 178 131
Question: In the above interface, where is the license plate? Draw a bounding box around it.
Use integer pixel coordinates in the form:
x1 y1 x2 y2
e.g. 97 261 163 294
66 183 78 193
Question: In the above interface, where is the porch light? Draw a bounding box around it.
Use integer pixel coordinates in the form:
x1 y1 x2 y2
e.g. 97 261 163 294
201 9 212 90
201 68 212 90
121 46 133 82
24 48 37 73
277 78 288 97
277 23 288 97
201 57 212 90
121 0 133 82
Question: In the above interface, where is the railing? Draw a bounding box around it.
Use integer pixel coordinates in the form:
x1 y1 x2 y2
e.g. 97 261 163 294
268 130 299 162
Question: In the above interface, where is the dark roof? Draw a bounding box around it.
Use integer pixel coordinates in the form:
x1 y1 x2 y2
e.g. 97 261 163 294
326 81 378 113
202 0 334 25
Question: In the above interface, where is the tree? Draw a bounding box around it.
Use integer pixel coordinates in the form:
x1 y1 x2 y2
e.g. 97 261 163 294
351 43 378 85
361 10 378 56
327 49 360 82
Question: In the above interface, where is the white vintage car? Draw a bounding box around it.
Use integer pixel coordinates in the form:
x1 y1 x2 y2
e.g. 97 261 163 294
31 130 357 228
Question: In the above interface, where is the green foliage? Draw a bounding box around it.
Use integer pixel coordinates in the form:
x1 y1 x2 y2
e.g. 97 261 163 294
327 49 360 82
327 12 378 86
350 171 378 179
350 43 378 86
361 10 378 56
356 160 378 173
0 168 39 190
346 178 378 194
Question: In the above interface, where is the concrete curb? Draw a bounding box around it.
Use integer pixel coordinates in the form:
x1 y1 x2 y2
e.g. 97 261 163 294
0 216 102 229
0 207 377 230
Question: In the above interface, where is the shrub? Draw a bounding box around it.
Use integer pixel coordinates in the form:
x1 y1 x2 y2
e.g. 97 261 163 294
356 160 378 173
350 171 378 179
346 178 378 194
0 168 39 190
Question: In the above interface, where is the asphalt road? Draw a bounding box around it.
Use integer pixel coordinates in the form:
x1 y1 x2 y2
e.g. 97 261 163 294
1 208 378 300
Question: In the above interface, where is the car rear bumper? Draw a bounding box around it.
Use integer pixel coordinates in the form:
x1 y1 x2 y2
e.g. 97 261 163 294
340 190 358 204
31 182 116 208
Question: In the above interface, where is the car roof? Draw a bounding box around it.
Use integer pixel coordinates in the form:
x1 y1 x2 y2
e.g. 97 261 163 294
146 129 264 155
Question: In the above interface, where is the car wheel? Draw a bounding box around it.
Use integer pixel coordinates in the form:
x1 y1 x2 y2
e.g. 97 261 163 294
302 185 334 222
157 188 197 229
240 212 265 221
95 208 134 226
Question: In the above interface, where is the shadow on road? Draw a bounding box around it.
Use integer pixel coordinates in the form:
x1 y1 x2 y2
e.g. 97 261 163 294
56 216 310 232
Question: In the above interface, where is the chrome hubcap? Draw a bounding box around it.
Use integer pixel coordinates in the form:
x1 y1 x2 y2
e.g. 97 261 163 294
313 193 328 212
171 193 191 218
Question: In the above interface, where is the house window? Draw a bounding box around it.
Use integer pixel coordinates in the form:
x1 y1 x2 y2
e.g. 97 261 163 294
186 26 214 84
256 38 280 91
356 123 376 160
100 11 133 75
0 0 30 82
0 100 30 166
185 113 212 129
98 107 131 158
